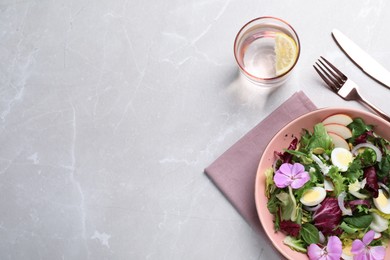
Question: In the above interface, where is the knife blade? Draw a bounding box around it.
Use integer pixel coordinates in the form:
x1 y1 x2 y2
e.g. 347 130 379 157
332 29 390 89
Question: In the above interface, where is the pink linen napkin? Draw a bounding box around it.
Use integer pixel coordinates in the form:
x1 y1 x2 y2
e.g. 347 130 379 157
204 91 317 233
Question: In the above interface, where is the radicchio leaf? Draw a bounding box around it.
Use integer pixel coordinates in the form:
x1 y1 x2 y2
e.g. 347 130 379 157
312 197 342 236
355 130 374 144
364 166 379 198
280 220 301 237
347 199 371 211
275 137 298 163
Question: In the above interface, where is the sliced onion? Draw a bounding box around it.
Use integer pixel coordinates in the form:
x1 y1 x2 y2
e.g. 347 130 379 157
272 159 278 173
323 153 330 161
338 192 353 216
374 232 382 239
311 154 330 175
311 154 323 165
361 178 367 189
351 143 382 162
324 178 335 191
349 190 369 199
318 231 325 244
379 182 390 193
303 204 322 212
370 213 388 233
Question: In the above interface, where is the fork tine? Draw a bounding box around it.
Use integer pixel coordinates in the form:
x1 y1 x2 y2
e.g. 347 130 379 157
313 64 339 92
317 59 344 87
313 62 340 92
320 56 347 82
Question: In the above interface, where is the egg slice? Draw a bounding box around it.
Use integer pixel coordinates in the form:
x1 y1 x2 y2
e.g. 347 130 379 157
341 245 353 260
331 147 353 172
373 189 390 214
300 187 326 207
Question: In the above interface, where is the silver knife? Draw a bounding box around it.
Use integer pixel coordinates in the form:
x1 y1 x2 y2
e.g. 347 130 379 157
332 29 390 89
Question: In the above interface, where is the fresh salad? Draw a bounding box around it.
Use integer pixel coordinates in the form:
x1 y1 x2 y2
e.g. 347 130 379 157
265 113 390 260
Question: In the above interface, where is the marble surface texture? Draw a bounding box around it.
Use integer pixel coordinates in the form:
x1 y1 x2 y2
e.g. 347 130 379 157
1 0 390 259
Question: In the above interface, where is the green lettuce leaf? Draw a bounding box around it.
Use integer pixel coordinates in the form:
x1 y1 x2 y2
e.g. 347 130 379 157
327 166 346 196
300 223 320 244
276 187 297 222
283 236 307 253
307 123 333 153
265 167 275 198
344 158 363 182
343 214 373 229
348 118 373 142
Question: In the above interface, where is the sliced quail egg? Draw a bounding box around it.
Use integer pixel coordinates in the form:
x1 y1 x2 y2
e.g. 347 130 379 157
331 147 353 172
300 186 326 207
373 189 390 214
341 245 353 260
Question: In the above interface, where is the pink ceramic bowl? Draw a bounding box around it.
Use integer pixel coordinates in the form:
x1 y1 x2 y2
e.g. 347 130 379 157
255 107 390 260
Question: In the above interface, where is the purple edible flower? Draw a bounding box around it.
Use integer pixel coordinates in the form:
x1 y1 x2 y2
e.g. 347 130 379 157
273 162 310 189
351 230 385 260
308 236 342 260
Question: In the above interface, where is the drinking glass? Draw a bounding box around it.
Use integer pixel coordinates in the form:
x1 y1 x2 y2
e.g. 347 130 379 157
234 17 300 87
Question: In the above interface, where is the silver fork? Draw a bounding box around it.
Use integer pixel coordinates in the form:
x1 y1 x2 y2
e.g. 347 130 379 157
313 56 390 122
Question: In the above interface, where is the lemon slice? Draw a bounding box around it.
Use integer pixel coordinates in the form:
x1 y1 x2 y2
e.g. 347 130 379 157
275 32 298 76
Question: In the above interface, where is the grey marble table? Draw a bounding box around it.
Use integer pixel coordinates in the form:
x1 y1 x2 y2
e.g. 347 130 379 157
1 0 390 259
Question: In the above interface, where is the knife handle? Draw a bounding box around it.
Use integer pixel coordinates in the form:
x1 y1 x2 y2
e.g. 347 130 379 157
358 95 390 122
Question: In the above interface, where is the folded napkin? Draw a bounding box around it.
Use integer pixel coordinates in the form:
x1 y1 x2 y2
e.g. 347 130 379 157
204 91 317 233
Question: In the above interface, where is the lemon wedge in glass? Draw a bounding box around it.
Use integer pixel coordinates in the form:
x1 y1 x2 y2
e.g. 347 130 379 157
275 32 298 76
